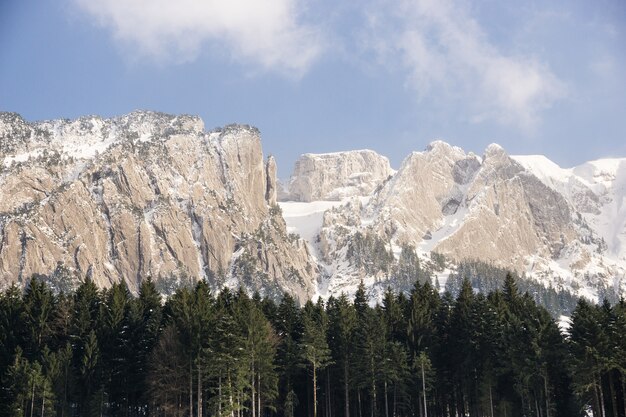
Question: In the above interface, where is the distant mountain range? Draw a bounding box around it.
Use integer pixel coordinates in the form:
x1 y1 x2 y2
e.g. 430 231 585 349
1 111 624 309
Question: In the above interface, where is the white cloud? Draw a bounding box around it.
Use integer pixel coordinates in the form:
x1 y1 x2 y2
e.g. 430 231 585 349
72 0 324 75
364 0 565 130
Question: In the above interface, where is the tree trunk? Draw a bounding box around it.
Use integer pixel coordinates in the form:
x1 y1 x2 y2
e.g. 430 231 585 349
314 364 318 417
62 363 68 417
457 387 464 417
258 372 261 417
421 362 428 417
189 360 193 417
384 381 389 417
344 363 350 417
534 394 540 417
229 372 234 417
252 363 256 417
620 372 626 417
198 363 202 417
371 379 376 417
609 371 619 417
30 379 35 417
327 368 332 417
489 383 494 417
41 386 45 417
593 378 601 417
358 390 362 417
599 374 607 417
218 375 222 417
543 376 550 417
393 384 397 417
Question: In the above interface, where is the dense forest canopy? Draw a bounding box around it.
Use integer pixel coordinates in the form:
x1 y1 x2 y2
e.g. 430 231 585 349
1 274 625 417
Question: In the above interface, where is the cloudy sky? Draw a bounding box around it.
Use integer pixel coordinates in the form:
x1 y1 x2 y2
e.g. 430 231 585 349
1 0 625 175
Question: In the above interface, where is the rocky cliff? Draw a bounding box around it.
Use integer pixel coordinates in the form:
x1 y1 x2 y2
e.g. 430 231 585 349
285 150 394 202
0 111 317 301
284 141 625 301
2 111 624 307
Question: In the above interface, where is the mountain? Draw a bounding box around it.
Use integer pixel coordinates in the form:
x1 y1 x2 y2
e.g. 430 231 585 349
280 141 626 303
1 111 624 309
0 111 317 301
284 150 394 202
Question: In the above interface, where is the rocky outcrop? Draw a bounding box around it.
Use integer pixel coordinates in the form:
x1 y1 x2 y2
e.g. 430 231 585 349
285 150 394 202
315 141 622 297
265 155 278 206
0 111 317 301
433 143 577 269
3 111 625 303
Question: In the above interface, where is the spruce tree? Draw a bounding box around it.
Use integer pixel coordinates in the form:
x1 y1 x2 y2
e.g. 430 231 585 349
300 300 332 417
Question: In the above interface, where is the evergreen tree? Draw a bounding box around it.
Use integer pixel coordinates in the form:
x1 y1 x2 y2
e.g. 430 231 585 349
327 293 357 417
300 300 332 417
22 276 55 359
570 299 606 416
274 294 304 417
147 323 189 416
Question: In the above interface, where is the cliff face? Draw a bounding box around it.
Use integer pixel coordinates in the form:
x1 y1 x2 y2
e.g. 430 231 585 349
330 141 580 266
0 112 317 301
310 141 623 299
285 150 394 202
2 111 624 305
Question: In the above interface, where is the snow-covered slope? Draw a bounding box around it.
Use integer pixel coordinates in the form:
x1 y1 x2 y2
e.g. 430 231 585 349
513 155 626 262
282 142 626 303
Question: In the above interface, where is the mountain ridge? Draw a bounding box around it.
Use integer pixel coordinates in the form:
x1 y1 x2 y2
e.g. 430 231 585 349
1 111 624 309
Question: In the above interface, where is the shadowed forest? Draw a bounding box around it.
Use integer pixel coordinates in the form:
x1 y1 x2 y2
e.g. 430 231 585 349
1 274 625 417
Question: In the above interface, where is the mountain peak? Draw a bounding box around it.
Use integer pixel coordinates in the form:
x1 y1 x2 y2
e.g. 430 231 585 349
485 143 506 156
425 140 465 155
426 140 451 151
284 149 393 202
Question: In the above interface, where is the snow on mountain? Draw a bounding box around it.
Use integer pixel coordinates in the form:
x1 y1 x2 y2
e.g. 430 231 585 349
0 111 318 301
2 110 624 307
1 111 205 168
514 155 626 261
283 142 626 303
284 150 394 202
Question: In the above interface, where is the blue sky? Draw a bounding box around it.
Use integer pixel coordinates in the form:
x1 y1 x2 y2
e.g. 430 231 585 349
1 0 625 176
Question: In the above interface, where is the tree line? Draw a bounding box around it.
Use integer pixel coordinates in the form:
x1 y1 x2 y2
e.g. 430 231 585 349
1 274 625 417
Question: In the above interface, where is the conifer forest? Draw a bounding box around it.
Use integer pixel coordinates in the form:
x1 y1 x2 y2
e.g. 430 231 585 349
1 274 626 417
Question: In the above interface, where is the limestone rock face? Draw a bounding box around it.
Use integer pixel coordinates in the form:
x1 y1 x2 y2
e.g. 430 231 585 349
0 111 317 301
313 141 622 297
265 155 278 206
285 150 394 202
365 140 478 244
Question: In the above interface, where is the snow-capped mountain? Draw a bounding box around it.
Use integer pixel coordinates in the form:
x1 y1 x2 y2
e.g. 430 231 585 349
280 142 626 302
0 111 317 301
1 111 624 307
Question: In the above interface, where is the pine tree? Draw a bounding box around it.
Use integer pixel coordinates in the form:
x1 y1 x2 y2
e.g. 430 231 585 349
71 278 103 417
301 301 332 417
126 277 163 414
274 294 304 417
0 285 27 412
147 323 189 416
328 293 357 417
448 278 476 416
234 289 279 417
354 307 385 417
78 330 102 417
22 276 55 358
570 299 609 417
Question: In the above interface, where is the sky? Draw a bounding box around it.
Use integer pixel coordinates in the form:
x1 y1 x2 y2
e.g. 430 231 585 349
1 0 625 176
